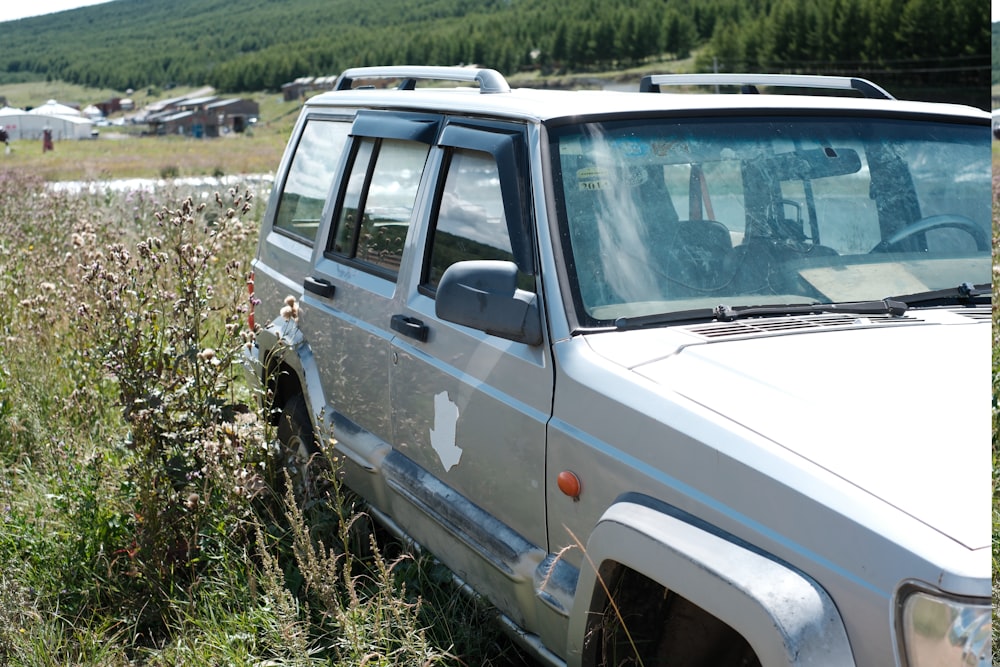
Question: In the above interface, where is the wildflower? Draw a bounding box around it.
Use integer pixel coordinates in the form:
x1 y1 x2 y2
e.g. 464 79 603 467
281 295 300 321
197 348 220 365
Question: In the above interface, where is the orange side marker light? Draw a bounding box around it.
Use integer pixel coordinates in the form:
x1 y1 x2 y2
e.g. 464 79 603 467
557 470 582 501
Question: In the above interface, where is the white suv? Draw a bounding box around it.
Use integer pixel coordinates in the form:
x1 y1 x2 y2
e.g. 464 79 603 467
247 66 992 667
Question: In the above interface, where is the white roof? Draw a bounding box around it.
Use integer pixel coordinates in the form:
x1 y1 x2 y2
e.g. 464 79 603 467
0 106 25 116
306 86 989 124
29 99 82 116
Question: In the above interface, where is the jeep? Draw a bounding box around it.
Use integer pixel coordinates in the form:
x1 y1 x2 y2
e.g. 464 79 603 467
246 66 992 667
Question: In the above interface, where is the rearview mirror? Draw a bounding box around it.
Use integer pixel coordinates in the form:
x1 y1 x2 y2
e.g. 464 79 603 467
754 147 862 181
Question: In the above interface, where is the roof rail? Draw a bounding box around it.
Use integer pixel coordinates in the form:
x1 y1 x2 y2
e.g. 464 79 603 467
639 73 894 100
335 66 511 94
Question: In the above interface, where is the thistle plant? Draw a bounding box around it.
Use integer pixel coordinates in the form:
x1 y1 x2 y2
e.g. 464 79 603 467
73 187 267 623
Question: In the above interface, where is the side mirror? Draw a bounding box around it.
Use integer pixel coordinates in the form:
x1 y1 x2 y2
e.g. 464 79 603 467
435 260 543 346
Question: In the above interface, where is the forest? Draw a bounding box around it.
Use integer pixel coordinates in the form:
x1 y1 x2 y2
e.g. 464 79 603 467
0 0 990 106
993 22 1000 85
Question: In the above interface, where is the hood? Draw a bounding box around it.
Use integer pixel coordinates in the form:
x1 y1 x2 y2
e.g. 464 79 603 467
585 314 991 550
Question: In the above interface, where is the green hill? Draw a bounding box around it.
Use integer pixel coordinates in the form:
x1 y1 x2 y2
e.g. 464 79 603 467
0 0 989 108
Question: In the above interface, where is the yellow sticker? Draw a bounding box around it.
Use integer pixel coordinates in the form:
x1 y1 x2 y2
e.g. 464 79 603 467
577 166 610 190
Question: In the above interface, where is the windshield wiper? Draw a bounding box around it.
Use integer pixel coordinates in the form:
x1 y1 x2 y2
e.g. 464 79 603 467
614 307 719 331
614 299 907 331
712 299 908 322
889 282 990 308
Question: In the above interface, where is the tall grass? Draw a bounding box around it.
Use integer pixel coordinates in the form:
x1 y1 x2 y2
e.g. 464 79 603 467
0 170 529 666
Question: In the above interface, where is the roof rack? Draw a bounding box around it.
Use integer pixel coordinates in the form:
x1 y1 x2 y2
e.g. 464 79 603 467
639 73 894 100
335 66 511 94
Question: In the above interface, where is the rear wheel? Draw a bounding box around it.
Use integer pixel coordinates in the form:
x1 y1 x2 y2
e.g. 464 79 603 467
275 393 326 507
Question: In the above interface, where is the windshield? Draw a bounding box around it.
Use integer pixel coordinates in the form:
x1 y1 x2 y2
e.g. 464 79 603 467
549 115 990 325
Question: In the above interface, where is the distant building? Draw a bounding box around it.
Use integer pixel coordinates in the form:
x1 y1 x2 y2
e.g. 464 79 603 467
0 103 95 140
145 95 260 137
94 97 125 116
205 98 259 134
281 75 338 101
282 77 315 101
30 99 82 117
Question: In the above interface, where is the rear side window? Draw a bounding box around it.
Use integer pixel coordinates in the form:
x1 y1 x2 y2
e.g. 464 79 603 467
331 137 431 279
272 118 350 243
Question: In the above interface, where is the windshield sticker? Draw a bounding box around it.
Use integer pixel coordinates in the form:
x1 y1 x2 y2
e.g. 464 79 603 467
651 140 692 158
576 166 611 191
624 166 648 186
613 138 648 157
576 165 647 190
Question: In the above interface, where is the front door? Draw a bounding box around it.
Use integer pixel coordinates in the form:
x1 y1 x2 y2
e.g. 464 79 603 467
387 120 552 618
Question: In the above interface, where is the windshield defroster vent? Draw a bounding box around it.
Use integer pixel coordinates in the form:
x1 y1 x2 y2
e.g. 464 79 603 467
945 307 990 322
686 313 920 340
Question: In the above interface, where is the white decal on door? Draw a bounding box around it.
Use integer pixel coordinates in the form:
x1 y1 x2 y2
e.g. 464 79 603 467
430 391 462 471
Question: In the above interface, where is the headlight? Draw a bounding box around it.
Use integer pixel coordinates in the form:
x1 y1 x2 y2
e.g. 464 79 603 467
900 590 991 666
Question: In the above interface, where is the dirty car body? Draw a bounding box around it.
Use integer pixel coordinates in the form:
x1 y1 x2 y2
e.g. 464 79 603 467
246 68 992 667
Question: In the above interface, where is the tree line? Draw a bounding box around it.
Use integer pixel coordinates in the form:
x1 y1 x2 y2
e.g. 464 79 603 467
0 0 988 105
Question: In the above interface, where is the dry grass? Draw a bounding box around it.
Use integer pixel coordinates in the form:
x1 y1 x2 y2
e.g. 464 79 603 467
1 131 288 181
0 80 295 181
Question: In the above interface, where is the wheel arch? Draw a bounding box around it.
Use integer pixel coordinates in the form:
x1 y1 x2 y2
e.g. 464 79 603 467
257 323 326 434
567 496 856 667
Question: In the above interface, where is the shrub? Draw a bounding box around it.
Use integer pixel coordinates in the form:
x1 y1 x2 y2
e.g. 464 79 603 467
71 188 266 632
0 171 529 666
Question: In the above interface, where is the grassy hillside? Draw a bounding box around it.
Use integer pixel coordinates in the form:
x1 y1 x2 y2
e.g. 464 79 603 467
0 0 988 108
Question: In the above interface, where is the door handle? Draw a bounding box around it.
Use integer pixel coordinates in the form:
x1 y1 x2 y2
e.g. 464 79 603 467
391 314 428 342
303 276 335 298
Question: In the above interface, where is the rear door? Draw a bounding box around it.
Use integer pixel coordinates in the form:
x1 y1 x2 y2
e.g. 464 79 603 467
296 111 441 459
254 111 352 320
387 119 553 612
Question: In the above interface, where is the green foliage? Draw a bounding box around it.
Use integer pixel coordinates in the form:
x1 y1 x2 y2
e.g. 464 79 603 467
0 170 529 665
0 0 988 104
701 0 989 106
70 189 267 635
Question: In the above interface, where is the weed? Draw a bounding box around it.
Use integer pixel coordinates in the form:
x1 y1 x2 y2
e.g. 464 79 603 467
0 169 528 666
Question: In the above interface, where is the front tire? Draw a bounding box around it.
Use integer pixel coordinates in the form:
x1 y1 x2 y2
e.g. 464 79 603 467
595 568 761 667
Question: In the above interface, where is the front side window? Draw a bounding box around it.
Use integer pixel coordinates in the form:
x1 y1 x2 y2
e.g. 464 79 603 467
331 138 430 278
273 118 350 242
550 116 990 324
425 148 516 289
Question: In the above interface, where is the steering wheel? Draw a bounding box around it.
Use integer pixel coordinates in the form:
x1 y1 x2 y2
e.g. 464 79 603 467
870 214 989 253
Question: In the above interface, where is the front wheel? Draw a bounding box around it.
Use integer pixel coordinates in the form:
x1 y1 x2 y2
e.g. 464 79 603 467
595 568 761 667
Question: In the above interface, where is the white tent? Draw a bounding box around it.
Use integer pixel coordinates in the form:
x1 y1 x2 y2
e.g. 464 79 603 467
0 106 25 139
0 105 94 141
29 99 83 117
